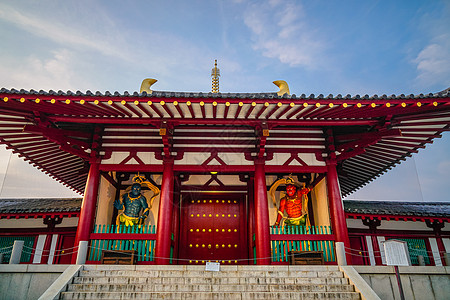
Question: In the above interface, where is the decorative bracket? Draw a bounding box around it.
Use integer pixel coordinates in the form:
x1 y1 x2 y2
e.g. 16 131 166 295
256 123 269 159
362 217 381 232
159 121 173 159
426 219 445 233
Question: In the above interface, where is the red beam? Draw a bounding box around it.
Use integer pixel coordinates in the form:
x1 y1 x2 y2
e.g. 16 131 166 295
200 102 206 119
173 102 184 118
107 102 132 117
244 103 256 119
285 105 307 119
212 102 217 119
255 103 269 118
270 234 335 241
274 103 295 119
265 165 327 173
102 138 162 145
296 106 316 119
161 103 175 118
149 103 164 118
265 103 281 119
223 103 230 118
90 233 156 240
46 116 379 127
234 103 243 119
186 102 196 118
123 103 144 117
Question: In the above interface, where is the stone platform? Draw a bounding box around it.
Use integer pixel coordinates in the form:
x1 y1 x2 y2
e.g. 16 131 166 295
60 265 361 299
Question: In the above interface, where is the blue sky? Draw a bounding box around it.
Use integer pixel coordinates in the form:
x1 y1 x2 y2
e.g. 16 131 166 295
0 0 449 201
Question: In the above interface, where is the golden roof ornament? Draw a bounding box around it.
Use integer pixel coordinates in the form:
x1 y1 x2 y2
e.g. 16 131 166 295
273 80 290 96
140 78 158 94
211 59 220 93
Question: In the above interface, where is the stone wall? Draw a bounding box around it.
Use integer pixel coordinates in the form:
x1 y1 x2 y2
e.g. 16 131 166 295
0 265 69 300
353 266 450 300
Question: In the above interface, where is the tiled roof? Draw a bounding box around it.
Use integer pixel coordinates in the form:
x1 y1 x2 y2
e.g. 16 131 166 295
0 88 449 196
1 88 449 100
0 198 82 214
344 200 450 218
1 198 449 219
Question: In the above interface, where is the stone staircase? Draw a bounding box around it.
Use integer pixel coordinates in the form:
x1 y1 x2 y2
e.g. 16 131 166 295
60 265 361 299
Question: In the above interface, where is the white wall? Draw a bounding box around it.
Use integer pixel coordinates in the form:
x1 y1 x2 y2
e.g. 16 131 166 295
0 217 78 229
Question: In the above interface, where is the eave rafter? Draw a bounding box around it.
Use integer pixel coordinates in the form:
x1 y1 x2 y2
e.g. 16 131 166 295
23 123 92 160
333 128 402 162
0 90 448 196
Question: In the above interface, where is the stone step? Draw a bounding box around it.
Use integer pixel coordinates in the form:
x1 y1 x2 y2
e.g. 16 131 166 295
73 275 349 285
82 265 341 272
61 291 361 300
78 269 345 278
67 283 355 293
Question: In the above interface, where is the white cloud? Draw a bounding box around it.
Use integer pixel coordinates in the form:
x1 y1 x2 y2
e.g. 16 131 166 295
414 37 450 87
413 1 450 89
0 49 83 91
241 0 324 68
0 3 130 61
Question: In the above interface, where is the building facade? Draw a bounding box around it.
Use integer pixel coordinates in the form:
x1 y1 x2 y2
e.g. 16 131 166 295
0 80 449 265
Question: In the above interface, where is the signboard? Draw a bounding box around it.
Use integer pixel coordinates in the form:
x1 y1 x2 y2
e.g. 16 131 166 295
383 240 411 266
205 262 220 272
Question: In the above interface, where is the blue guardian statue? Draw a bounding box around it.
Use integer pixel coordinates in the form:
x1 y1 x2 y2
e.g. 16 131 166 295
114 183 150 226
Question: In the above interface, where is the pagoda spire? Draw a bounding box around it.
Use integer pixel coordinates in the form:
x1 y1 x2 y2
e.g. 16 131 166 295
211 59 220 93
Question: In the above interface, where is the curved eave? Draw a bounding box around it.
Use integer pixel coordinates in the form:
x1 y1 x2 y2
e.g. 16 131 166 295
0 88 449 195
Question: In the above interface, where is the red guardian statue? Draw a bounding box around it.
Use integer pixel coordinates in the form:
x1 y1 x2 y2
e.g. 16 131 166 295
270 177 311 227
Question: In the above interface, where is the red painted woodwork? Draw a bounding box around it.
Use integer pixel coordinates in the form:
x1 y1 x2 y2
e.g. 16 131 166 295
55 234 75 264
89 233 157 240
178 193 247 264
247 177 255 261
345 213 450 223
155 159 174 264
349 236 366 265
254 160 271 265
270 234 336 241
0 212 79 219
42 234 53 264
72 162 100 263
326 163 352 264
371 235 383 265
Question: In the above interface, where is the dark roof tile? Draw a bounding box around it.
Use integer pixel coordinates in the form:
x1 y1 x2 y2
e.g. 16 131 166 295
344 200 450 218
0 198 82 214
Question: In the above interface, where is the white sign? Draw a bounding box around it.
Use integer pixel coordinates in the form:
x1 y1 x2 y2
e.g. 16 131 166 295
205 262 220 272
383 240 411 266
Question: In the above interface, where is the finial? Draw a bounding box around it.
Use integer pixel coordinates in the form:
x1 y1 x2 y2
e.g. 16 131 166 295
211 59 220 93
273 80 290 96
140 78 158 94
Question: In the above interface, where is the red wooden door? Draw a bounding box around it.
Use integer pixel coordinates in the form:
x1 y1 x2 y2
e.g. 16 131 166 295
349 236 366 265
55 234 76 264
179 193 247 264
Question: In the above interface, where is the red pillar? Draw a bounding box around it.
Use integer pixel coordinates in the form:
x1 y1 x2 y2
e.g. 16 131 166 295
72 162 100 263
247 176 255 261
253 160 271 265
326 163 352 264
155 158 174 264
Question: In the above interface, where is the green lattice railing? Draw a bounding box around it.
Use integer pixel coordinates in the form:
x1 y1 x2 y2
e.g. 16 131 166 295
270 225 336 263
0 236 35 263
89 224 157 262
